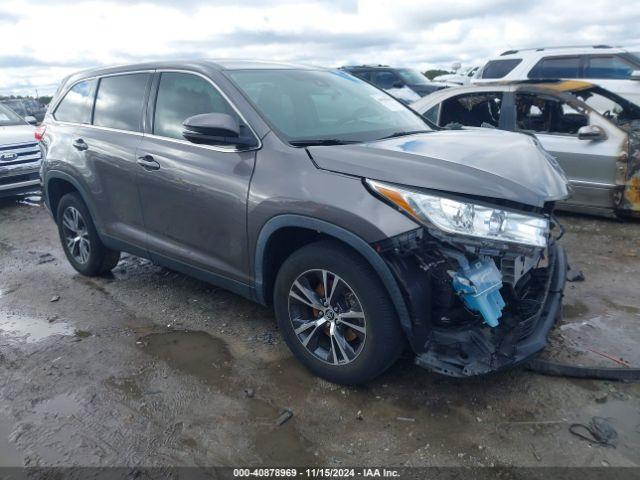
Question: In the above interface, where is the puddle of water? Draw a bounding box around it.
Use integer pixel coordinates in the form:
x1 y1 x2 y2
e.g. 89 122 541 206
602 298 640 315
33 393 82 418
138 330 320 465
139 331 233 384
0 413 22 467
0 314 74 343
563 301 589 319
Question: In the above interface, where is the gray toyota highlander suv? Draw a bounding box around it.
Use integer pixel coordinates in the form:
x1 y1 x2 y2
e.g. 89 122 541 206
39 60 569 383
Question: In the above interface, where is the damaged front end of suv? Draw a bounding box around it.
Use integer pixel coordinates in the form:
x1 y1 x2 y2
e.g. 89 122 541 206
306 127 570 378
368 181 567 377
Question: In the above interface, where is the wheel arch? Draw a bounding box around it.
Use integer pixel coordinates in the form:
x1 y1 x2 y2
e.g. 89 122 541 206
45 171 101 228
254 214 412 335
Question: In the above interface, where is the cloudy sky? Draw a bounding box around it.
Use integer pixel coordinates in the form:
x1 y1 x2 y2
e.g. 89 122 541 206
1 0 639 96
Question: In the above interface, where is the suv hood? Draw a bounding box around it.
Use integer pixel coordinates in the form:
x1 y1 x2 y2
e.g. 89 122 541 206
0 124 35 146
307 129 570 208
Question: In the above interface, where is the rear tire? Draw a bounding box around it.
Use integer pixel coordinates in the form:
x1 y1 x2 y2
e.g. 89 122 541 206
56 192 120 276
274 240 404 384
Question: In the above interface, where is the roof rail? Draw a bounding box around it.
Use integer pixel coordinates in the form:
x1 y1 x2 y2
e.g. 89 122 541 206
500 45 614 56
341 64 389 69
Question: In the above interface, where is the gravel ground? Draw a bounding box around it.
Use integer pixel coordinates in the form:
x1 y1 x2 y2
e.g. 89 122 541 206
0 193 639 468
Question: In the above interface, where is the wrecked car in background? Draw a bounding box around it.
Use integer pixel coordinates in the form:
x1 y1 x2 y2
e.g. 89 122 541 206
473 45 640 105
39 61 568 382
412 80 640 217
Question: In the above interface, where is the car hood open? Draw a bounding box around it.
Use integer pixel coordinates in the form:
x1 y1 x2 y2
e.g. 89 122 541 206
307 129 570 208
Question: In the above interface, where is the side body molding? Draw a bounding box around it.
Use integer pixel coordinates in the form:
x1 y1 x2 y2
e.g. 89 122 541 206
253 214 413 335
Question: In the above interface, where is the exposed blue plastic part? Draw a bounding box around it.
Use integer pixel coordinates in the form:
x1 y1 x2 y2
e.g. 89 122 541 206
449 255 505 328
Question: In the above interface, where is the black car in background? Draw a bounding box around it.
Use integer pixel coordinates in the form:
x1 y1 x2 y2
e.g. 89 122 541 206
341 65 450 104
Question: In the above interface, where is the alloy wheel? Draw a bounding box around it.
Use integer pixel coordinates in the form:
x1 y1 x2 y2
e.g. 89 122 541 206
288 269 366 365
61 206 91 264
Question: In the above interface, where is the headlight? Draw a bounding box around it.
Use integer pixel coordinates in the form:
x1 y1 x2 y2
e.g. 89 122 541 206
367 179 549 248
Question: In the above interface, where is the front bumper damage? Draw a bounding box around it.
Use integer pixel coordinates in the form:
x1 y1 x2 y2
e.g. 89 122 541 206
375 227 567 377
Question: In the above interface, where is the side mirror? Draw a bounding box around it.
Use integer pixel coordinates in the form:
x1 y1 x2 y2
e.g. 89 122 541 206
25 115 38 125
630 70 640 81
451 62 462 72
577 125 606 141
182 113 240 145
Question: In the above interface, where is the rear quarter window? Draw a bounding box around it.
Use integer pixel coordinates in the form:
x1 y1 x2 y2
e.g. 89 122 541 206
479 59 522 79
528 56 581 79
584 55 636 79
93 73 150 132
54 79 97 124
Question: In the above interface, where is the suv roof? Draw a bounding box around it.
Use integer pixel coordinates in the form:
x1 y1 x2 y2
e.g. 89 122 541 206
499 45 620 56
64 59 317 81
494 45 630 60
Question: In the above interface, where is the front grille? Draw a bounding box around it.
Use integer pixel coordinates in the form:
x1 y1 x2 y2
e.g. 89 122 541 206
0 142 42 166
0 172 39 186
516 299 543 340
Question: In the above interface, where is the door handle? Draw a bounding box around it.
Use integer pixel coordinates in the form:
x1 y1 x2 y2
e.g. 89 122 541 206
72 138 88 151
137 154 160 170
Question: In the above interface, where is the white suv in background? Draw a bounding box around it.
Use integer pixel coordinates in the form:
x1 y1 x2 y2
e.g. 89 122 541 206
473 45 640 105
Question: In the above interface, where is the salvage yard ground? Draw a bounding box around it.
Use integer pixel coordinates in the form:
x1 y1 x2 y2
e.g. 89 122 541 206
0 195 639 467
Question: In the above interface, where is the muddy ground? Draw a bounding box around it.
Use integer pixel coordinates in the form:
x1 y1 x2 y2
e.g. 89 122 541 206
0 194 639 468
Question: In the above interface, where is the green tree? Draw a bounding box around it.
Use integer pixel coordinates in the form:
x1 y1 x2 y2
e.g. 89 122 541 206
423 69 450 80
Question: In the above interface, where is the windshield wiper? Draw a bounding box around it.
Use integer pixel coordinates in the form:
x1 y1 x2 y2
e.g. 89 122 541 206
378 130 431 140
289 139 359 147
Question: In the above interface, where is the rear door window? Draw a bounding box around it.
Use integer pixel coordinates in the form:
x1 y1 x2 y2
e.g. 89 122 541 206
528 56 581 79
584 55 636 79
54 79 97 124
153 72 237 141
438 92 503 128
93 73 150 132
479 59 522 79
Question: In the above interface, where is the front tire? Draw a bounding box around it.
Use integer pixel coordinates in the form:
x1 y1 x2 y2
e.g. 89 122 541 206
56 192 120 276
274 240 404 384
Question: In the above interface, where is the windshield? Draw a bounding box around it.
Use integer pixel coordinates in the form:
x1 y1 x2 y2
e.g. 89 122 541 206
227 69 430 145
0 104 25 127
396 69 429 85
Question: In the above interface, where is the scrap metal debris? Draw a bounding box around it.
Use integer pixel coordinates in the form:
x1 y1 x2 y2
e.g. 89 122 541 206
275 409 293 426
243 388 255 398
566 266 585 282
569 417 618 447
588 348 632 368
